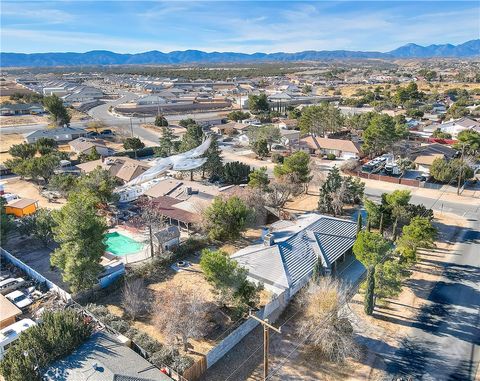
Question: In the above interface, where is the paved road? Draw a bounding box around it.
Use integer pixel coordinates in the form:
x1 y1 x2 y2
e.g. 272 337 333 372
383 215 480 381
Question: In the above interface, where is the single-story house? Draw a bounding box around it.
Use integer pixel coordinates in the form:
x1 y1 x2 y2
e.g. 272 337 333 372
5 198 38 217
232 213 358 297
299 136 360 160
69 137 116 157
280 129 300 146
43 331 172 381
0 103 44 116
212 121 249 135
277 119 298 130
0 294 22 329
24 127 87 144
414 153 445 173
151 196 200 232
77 157 150 184
435 117 480 138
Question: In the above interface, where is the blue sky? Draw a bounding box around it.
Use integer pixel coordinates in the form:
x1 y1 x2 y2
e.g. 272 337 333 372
1 1 479 53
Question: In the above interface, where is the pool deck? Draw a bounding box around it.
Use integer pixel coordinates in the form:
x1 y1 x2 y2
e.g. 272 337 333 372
106 227 152 264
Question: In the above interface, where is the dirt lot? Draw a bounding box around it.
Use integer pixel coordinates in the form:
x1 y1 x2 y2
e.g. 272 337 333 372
2 176 66 209
0 133 25 162
0 114 49 127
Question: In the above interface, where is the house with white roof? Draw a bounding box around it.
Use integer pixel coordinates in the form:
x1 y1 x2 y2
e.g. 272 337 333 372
231 213 358 297
436 117 480 138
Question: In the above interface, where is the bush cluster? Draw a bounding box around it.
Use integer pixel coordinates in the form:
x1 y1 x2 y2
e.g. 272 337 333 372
86 304 193 374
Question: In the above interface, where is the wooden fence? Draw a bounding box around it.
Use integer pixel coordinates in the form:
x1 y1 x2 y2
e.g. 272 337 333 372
182 356 207 381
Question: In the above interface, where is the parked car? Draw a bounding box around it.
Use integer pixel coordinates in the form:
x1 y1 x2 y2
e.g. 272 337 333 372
0 278 26 295
100 129 113 136
85 131 99 138
6 290 33 309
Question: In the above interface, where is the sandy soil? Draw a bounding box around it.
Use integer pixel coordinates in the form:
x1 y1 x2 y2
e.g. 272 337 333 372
0 133 25 162
0 114 49 127
2 176 66 209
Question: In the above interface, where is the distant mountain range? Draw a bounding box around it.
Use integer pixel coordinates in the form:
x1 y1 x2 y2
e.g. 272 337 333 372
2 40 479 67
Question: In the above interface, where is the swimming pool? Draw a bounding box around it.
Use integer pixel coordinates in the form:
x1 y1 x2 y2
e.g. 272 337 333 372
104 232 144 256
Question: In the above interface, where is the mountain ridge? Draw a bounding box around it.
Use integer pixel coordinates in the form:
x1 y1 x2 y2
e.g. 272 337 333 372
1 40 478 67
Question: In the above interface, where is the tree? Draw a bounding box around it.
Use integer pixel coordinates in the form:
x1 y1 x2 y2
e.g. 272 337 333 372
274 151 311 191
247 93 269 113
431 128 452 139
298 103 344 136
43 94 71 127
35 138 58 156
8 143 37 160
154 285 209 352
18 208 56 247
266 176 302 208
456 130 480 155
78 147 101 163
203 196 252 241
248 167 269 191
0 310 92 381
357 213 363 235
179 123 204 152
251 139 269 158
178 118 197 128
203 135 223 181
375 259 408 300
227 110 250 121
33 154 61 183
75 167 119 204
297 277 357 363
222 161 251 185
157 127 176 157
200 249 261 314
154 114 169 127
247 124 281 151
0 198 12 245
318 167 364 216
353 231 390 315
134 198 165 258
123 137 145 158
48 173 78 197
51 191 107 292
396 217 437 263
430 157 473 184
362 114 404 157
122 278 150 319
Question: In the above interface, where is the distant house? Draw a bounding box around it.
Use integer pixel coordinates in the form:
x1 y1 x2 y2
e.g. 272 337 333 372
62 86 103 103
280 129 300 146
77 156 150 184
0 103 44 116
410 142 458 174
69 137 115 157
232 213 358 296
437 117 480 138
299 136 360 160
24 127 87 144
5 198 38 217
277 119 298 130
43 331 171 381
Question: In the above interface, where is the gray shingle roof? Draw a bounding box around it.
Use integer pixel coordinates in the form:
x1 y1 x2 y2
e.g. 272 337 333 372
43 331 171 381
233 214 357 293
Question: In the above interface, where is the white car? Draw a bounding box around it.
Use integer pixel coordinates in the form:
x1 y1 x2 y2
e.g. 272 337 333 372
6 290 33 309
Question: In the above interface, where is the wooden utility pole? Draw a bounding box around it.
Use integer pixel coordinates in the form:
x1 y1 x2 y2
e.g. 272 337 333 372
249 313 281 381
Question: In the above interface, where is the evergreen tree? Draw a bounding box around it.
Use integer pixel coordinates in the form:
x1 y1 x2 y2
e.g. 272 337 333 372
203 135 223 181
43 94 71 127
180 123 204 152
365 266 376 315
356 213 363 236
51 192 107 292
157 126 176 157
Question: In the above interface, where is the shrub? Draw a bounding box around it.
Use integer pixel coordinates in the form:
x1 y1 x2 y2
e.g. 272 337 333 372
133 332 163 354
109 319 131 334
271 152 284 164
326 153 336 160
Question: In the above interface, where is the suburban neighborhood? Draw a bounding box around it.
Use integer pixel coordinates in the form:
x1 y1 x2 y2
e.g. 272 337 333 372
0 1 479 381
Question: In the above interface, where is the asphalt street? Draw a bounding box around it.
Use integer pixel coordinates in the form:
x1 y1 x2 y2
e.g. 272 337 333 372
383 216 480 381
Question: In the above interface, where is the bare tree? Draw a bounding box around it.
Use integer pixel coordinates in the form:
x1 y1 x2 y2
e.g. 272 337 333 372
134 198 165 257
330 180 347 217
266 176 302 209
122 278 149 320
154 286 209 352
297 277 358 363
